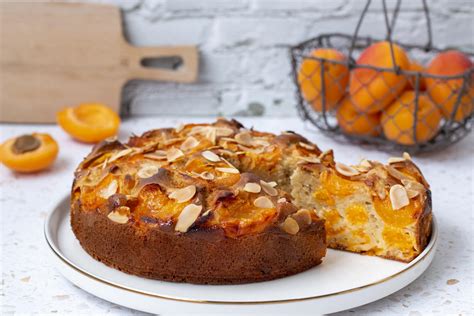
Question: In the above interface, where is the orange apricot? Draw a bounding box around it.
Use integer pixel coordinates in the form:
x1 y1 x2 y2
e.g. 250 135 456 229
0 133 59 173
426 50 474 122
407 61 427 91
298 48 349 112
57 103 120 143
336 97 381 136
381 91 442 145
350 41 410 113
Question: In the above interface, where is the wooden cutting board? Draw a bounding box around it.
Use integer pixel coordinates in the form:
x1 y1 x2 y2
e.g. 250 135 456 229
0 2 199 123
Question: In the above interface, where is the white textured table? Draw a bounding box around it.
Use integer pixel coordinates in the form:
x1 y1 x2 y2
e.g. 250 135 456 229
1 117 472 315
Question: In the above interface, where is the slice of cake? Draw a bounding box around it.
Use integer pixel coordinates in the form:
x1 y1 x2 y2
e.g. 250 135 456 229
291 150 432 262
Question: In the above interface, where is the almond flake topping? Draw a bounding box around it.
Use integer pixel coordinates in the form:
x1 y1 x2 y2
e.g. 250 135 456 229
168 185 196 203
243 182 261 193
281 217 299 235
403 152 412 160
216 127 234 137
180 136 199 151
260 180 278 196
175 204 202 233
388 156 406 164
202 150 220 162
144 149 167 158
137 164 159 179
107 208 129 224
235 132 253 146
386 165 410 181
192 171 215 180
335 162 360 177
401 179 425 198
293 209 312 225
299 142 316 150
216 167 240 174
253 196 274 208
389 184 410 210
108 148 134 163
298 156 321 164
277 197 287 203
99 180 118 199
167 147 184 162
175 124 185 133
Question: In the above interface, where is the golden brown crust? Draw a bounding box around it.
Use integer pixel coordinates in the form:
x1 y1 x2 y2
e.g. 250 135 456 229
71 201 326 284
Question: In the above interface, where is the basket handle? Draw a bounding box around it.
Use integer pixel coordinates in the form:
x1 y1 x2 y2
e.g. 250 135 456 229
348 0 433 72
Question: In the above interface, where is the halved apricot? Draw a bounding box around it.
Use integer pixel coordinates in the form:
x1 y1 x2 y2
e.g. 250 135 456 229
57 103 120 143
0 133 59 173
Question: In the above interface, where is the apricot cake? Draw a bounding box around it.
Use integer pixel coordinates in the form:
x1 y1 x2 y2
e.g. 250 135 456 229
71 118 432 284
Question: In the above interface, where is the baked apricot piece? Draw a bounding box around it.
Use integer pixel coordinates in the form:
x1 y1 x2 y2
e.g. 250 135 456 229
382 91 442 145
57 103 120 143
350 41 410 113
0 133 59 173
426 50 474 122
298 48 349 112
336 97 381 136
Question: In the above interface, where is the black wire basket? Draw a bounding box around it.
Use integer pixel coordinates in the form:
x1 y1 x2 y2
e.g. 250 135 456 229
290 0 473 154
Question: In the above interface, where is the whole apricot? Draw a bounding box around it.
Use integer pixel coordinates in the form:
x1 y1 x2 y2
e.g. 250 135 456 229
336 97 381 136
298 48 349 112
350 41 410 113
382 91 442 145
425 50 473 122
407 61 427 91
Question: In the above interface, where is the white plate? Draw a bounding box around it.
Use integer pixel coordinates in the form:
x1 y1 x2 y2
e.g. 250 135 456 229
45 196 438 315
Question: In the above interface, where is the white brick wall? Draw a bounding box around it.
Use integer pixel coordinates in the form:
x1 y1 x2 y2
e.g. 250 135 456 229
74 0 474 117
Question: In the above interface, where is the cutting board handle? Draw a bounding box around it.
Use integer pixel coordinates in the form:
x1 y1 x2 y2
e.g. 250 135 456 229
125 45 199 83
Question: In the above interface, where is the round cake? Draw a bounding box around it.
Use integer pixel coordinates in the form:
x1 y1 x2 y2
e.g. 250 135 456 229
71 119 327 284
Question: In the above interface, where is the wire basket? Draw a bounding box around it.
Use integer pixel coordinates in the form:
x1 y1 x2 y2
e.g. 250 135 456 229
290 0 473 154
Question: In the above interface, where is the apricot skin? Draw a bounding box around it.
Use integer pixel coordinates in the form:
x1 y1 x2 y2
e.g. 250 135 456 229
350 41 410 114
382 91 442 145
407 61 427 91
425 50 474 122
336 97 381 136
298 48 349 112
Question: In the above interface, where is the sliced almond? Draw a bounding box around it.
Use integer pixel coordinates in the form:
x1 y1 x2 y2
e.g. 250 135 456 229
216 167 240 174
192 171 215 180
355 159 372 172
403 152 412 160
144 150 167 160
280 217 299 235
260 180 278 196
107 209 129 224
243 182 261 193
164 137 185 146
168 185 196 203
298 156 321 164
206 127 217 144
180 136 199 151
389 184 410 210
277 197 287 203
175 204 202 232
99 180 118 199
216 127 234 137
386 165 410 181
167 147 184 162
298 142 316 150
335 162 360 177
137 164 159 179
388 156 406 164
401 179 425 198
175 123 185 133
235 132 253 146
108 148 134 163
292 209 312 226
202 210 211 217
253 196 274 208
202 150 220 162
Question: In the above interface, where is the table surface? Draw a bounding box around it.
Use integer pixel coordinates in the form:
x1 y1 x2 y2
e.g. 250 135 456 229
1 117 472 315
